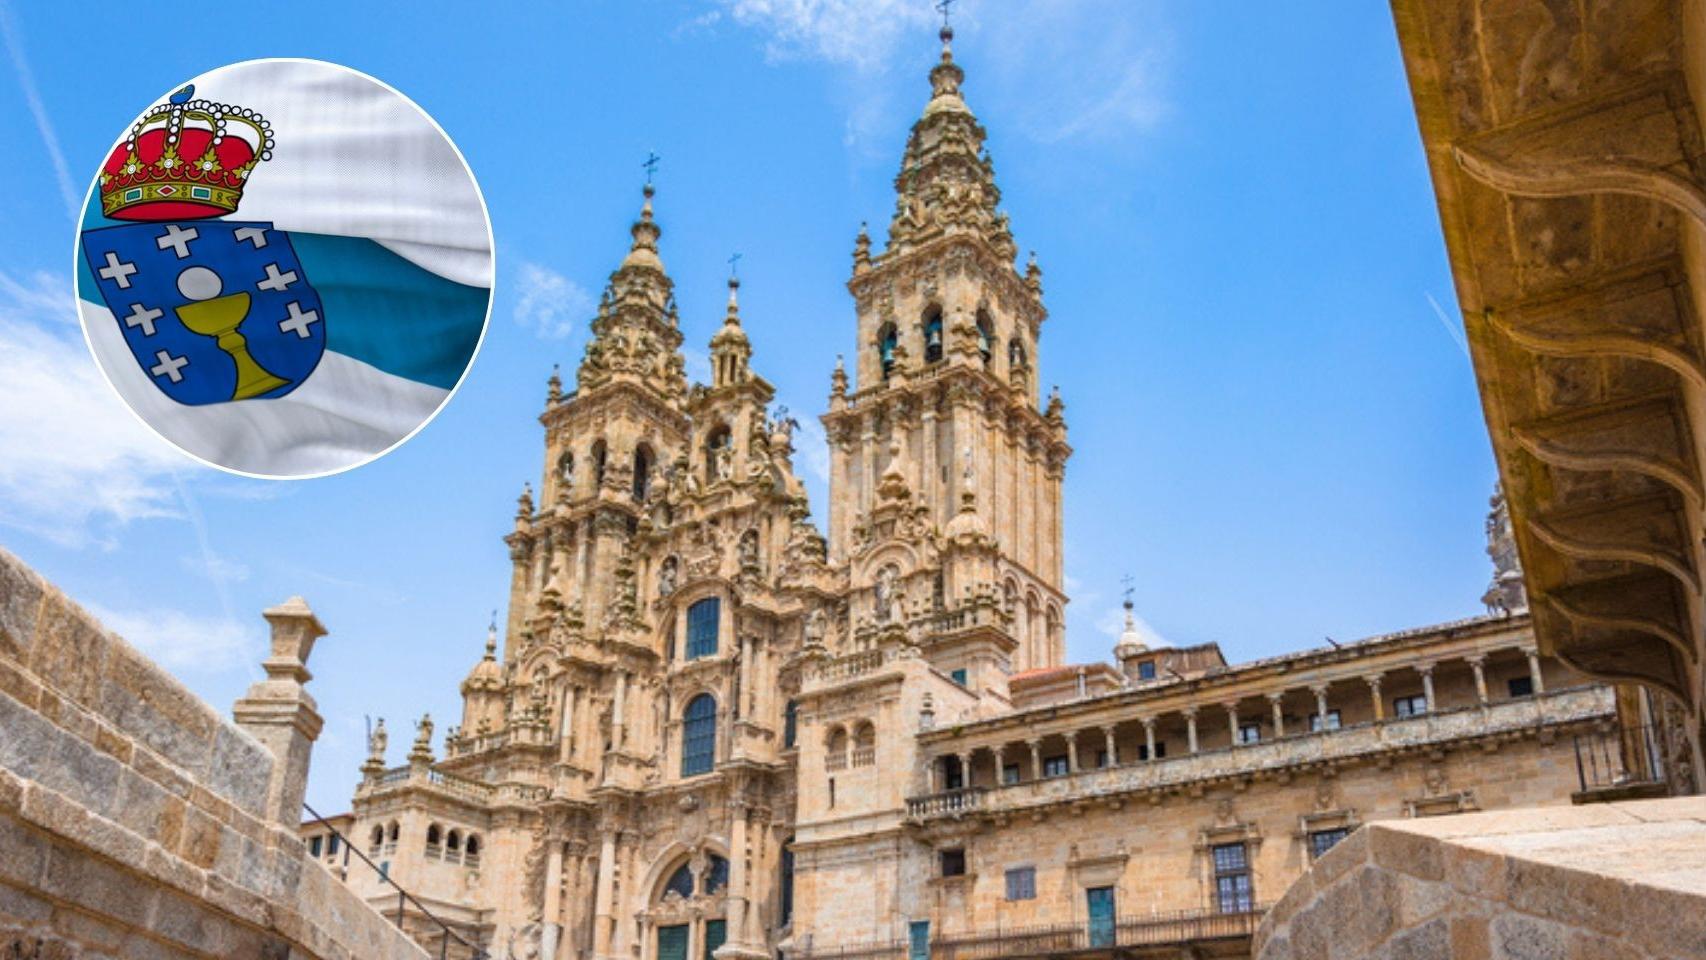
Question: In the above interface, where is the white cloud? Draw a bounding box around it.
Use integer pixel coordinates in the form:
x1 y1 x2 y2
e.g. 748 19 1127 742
1095 602 1170 648
0 270 194 548
513 261 596 340
720 0 935 73
86 603 261 673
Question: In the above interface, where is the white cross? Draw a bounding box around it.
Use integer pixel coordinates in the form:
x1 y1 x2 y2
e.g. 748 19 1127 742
123 303 163 336
278 301 320 339
257 262 299 292
233 226 269 248
149 350 189 383
155 224 199 259
98 252 138 288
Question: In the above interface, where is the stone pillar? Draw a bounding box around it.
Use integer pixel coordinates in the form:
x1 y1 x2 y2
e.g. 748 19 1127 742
1267 692 1285 738
1366 674 1385 721
560 685 578 764
1467 655 1489 705
957 751 973 788
232 597 326 826
1142 717 1157 761
593 830 617 958
1225 703 1241 746
1103 726 1118 767
541 840 565 960
1028 739 1042 780
1312 684 1330 731
1065 734 1079 773
1526 648 1546 693
993 744 1008 781
611 670 628 749
1184 707 1199 754
1418 664 1436 712
724 802 751 954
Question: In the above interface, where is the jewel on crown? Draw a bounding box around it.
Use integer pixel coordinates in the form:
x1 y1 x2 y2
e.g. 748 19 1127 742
98 84 274 222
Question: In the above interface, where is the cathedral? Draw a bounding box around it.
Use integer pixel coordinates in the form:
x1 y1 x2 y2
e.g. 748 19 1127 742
311 24 1663 960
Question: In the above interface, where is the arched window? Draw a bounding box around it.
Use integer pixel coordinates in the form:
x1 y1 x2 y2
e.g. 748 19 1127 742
633 444 653 502
369 825 384 855
592 439 608 490
976 309 994 367
706 854 729 894
783 699 798 749
426 824 442 857
686 597 720 659
465 834 481 866
681 694 717 776
1008 338 1026 370
386 821 400 842
826 725 848 770
665 861 695 899
557 451 575 494
853 721 876 766
877 323 898 379
447 830 462 852
922 306 944 364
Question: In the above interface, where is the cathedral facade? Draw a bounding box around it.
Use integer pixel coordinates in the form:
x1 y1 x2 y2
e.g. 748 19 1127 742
319 27 1656 960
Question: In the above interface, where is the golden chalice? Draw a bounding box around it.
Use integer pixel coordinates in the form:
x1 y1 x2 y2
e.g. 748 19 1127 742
173 267 289 401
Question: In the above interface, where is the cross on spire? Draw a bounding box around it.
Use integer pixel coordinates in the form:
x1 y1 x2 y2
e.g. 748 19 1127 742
936 0 955 29
727 252 742 279
641 150 661 185
1121 573 1135 609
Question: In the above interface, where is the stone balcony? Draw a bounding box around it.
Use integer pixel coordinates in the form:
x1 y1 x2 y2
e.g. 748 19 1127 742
905 685 1614 822
793 905 1268 960
359 763 549 808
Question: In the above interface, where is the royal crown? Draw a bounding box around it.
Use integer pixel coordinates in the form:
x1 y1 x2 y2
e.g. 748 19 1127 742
98 85 273 222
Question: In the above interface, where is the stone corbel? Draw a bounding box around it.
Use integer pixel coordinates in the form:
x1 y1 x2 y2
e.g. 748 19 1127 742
1511 396 1703 507
1454 143 1706 231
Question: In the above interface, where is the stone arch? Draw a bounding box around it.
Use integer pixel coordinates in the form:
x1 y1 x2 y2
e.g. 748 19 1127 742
591 438 608 490
876 320 899 379
922 303 944 364
853 719 876 766
704 422 733 484
633 442 655 501
975 307 995 367
642 838 732 905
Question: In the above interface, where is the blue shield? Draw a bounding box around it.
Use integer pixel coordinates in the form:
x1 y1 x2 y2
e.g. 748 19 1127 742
80 221 326 405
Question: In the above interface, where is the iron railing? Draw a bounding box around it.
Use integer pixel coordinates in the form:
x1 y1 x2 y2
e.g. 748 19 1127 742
793 905 1268 960
303 801 490 960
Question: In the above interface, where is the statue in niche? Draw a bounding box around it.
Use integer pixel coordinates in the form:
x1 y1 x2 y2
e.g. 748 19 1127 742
874 565 900 623
804 608 827 647
658 556 679 598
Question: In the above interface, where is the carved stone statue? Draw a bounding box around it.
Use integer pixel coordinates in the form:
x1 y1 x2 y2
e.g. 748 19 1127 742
875 565 899 623
368 717 388 761
658 556 679 598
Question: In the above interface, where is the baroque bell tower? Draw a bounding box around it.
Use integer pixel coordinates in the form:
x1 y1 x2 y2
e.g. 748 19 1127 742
821 24 1070 674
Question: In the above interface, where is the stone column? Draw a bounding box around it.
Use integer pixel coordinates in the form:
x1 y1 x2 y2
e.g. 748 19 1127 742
1225 703 1241 746
1366 674 1385 721
1142 717 1157 761
737 636 753 721
725 802 752 952
1065 734 1079 773
232 597 326 826
1418 664 1436 712
957 751 973 788
559 685 578 764
1267 692 1285 738
1467 655 1489 705
1311 684 1330 731
611 670 628 750
993 744 1008 782
1102 726 1118 767
593 830 618 958
1184 707 1199 754
1526 648 1546 693
541 840 565 960
1027 739 1042 780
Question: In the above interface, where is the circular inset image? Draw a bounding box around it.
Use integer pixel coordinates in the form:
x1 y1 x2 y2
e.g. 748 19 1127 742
74 59 493 479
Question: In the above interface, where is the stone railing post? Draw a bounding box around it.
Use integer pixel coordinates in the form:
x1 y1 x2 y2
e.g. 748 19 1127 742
232 596 326 826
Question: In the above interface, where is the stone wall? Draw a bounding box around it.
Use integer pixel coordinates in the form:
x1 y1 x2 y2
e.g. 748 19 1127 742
0 547 427 960
1253 797 1706 960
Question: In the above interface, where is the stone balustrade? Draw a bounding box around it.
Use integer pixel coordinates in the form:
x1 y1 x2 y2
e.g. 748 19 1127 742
907 686 1613 821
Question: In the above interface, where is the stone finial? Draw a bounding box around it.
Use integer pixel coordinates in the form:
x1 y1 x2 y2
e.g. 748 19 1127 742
409 712 436 765
260 596 324 684
361 717 388 780
1025 251 1043 296
853 222 872 273
547 363 563 405
233 596 327 825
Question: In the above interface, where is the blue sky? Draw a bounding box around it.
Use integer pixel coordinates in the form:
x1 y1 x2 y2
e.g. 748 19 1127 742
0 1 1494 814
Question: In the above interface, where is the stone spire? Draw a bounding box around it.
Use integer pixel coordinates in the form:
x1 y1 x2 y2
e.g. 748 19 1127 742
883 22 1016 260
710 275 753 388
575 182 689 405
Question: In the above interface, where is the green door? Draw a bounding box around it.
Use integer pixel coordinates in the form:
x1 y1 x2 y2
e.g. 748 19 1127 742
703 919 727 960
1086 886 1115 948
658 924 689 960
909 920 930 960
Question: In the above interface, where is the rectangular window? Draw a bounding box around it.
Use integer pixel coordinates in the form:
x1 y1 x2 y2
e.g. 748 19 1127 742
783 700 798 748
308 835 322 857
1002 763 1020 785
1138 660 1157 680
703 919 727 960
1394 695 1428 718
1042 755 1070 778
944 756 964 790
327 834 340 855
1309 828 1349 860
1212 842 1253 914
657 924 689 960
1136 742 1167 761
686 597 720 659
1507 676 1534 698
950 668 968 686
1238 723 1261 744
1308 710 1342 732
1004 866 1036 900
940 848 967 877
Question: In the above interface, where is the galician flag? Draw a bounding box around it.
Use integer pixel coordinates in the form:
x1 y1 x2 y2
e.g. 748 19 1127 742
76 59 492 478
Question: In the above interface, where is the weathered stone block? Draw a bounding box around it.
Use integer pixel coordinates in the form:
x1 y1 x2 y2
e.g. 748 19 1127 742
0 549 45 662
28 592 110 710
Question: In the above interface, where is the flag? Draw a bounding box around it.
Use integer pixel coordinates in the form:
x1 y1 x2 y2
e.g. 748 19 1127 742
75 59 492 478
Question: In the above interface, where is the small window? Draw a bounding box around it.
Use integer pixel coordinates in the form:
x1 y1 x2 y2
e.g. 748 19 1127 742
949 668 968 687
1136 741 1167 761
878 323 899 379
940 848 967 877
1137 660 1157 680
1002 763 1020 785
1309 828 1349 860
379 861 389 881
327 834 340 855
681 694 717 776
1094 750 1109 769
686 598 720 659
976 310 994 366
1394 695 1428 718
1308 710 1342 732
1042 755 1070 778
943 755 964 790
308 835 323 857
1238 723 1261 744
783 699 798 748
1507 676 1534 698
1211 842 1253 914
1004 867 1036 901
923 307 944 364
665 862 694 899
706 855 729 894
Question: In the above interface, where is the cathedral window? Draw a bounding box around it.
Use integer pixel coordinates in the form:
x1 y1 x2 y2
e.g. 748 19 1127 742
826 725 848 770
976 309 994 366
368 825 383 856
1137 660 1157 680
783 699 798 748
705 854 729 894
425 824 442 858
686 598 720 659
681 693 717 776
1309 709 1342 732
779 838 795 925
877 323 899 379
703 919 727 960
658 924 689 960
1042 755 1069 778
465 834 481 868
665 862 695 899
922 306 943 364
633 444 654 501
